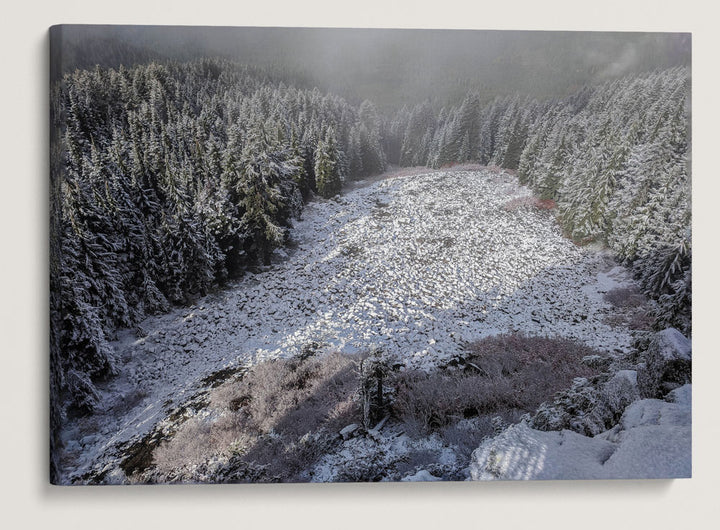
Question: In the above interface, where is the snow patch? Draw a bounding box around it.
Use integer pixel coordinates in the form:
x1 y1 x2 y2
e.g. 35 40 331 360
470 384 691 480
401 470 443 482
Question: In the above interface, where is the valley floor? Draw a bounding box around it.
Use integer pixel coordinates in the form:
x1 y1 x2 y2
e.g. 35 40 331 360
57 169 654 484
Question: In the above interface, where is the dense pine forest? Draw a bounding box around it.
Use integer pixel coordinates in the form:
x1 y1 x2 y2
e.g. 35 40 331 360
50 33 691 483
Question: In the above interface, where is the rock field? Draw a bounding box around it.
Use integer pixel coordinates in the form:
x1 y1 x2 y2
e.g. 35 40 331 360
59 170 645 483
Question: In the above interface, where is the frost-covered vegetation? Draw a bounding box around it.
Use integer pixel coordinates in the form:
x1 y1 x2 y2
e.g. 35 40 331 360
50 43 691 483
81 327 689 483
93 335 606 484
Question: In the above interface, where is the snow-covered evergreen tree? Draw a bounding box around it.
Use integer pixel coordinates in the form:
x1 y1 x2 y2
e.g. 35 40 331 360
236 127 300 264
356 100 387 176
315 128 342 199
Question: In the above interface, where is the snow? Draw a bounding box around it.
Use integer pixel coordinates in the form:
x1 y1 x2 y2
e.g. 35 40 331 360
598 390 692 479
470 384 692 480
340 424 360 439
637 327 692 397
599 424 691 479
667 384 692 407
307 425 461 482
581 265 631 303
469 423 616 480
57 170 644 483
653 328 692 362
401 470 443 482
612 369 638 387
611 393 691 432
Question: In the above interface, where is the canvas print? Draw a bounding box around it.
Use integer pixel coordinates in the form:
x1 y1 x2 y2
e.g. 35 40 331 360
49 25 691 485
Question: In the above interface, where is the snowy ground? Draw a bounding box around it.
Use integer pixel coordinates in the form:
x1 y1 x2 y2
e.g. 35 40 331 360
58 169 642 483
469 384 691 480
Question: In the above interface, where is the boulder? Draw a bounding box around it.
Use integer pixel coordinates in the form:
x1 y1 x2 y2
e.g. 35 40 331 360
530 371 638 437
340 423 360 440
581 354 613 371
598 387 691 479
598 422 690 479
401 469 442 482
470 385 691 481
666 384 691 407
469 423 616 481
637 328 691 398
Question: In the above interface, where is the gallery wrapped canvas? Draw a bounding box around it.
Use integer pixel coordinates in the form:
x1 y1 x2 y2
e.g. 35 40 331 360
49 25 691 484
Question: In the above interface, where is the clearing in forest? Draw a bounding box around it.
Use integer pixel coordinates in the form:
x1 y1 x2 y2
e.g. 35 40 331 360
59 169 646 483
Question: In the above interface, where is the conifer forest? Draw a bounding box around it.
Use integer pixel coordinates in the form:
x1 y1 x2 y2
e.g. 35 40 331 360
50 27 691 484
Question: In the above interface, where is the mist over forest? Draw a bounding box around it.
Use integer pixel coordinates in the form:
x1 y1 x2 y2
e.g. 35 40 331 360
52 25 690 109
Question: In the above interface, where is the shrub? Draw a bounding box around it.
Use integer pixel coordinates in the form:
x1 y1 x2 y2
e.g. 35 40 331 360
392 334 601 433
604 286 646 308
393 370 514 431
151 351 361 482
153 415 254 476
438 415 518 462
602 286 653 330
502 196 556 211
335 453 390 482
149 335 604 482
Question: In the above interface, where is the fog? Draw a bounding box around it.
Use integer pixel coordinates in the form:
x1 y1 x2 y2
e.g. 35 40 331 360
55 25 690 109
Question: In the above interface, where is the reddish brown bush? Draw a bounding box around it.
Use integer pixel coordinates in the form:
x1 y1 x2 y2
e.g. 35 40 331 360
604 286 646 308
392 334 601 433
502 196 557 211
151 334 604 482
602 286 652 331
